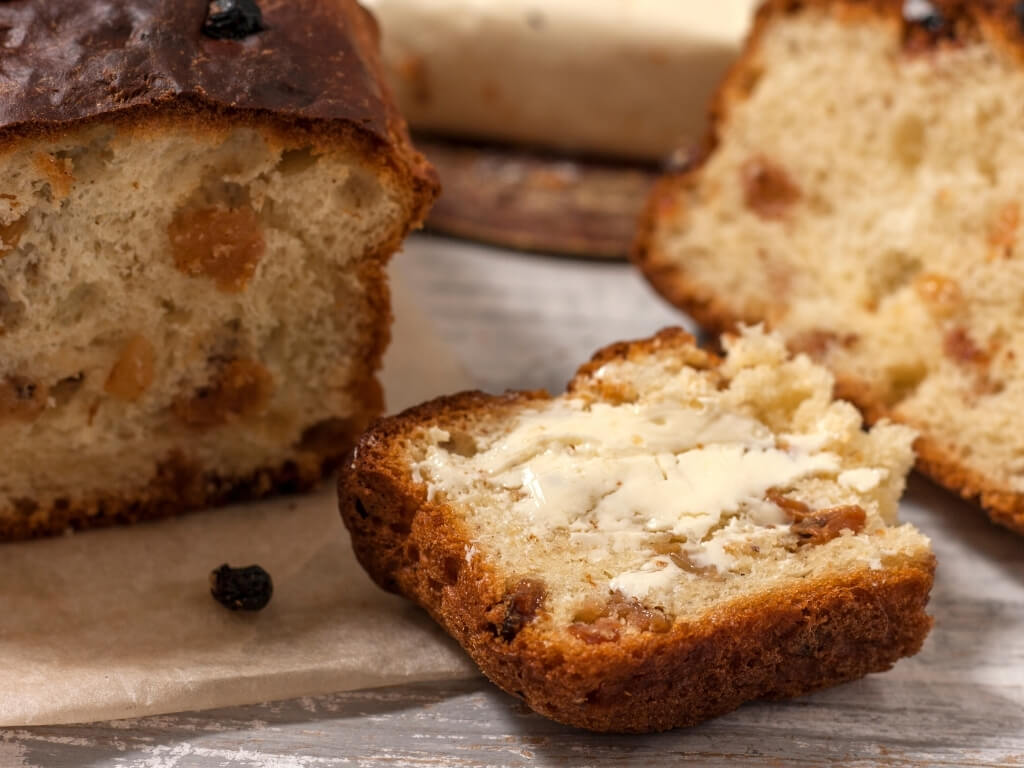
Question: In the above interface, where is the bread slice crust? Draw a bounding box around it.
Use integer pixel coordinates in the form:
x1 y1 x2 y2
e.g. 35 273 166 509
339 330 935 733
633 0 1024 536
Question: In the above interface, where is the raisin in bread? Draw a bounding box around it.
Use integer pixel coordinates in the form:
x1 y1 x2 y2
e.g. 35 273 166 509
340 327 934 733
0 0 437 539
636 0 1024 535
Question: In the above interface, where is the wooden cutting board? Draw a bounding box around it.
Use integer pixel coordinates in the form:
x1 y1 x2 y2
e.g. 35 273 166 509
418 137 661 259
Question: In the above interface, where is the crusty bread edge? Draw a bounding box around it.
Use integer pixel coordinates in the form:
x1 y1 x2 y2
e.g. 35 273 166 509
632 0 1024 536
339 330 935 733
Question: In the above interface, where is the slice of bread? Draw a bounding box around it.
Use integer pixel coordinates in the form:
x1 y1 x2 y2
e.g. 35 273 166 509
339 328 934 733
0 0 437 539
636 0 1024 535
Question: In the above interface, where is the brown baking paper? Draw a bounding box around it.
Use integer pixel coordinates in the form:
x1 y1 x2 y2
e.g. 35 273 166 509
0 276 479 727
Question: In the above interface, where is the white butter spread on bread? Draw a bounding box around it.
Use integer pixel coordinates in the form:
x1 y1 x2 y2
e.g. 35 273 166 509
419 401 840 544
412 328 919 595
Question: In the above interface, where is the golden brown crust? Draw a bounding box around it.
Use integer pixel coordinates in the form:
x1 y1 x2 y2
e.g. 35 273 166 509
632 0 1024 537
912 434 1024 533
571 327 719 382
3 453 322 541
339 332 935 733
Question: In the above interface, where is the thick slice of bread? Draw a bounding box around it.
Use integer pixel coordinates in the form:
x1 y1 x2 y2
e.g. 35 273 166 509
340 328 934 733
636 0 1024 535
0 0 436 539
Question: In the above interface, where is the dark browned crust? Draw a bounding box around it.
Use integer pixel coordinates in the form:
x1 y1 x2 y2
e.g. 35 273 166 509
416 136 656 259
1 0 395 131
339 330 935 733
632 0 1024 536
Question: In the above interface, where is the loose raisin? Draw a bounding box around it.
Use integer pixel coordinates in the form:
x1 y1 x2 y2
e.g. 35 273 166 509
209 563 273 611
202 0 265 40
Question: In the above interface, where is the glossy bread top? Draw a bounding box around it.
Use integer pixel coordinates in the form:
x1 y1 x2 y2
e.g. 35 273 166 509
0 0 396 140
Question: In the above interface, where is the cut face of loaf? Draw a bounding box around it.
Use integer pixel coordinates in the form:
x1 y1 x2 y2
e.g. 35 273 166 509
637 0 1024 534
0 0 437 538
340 328 934 733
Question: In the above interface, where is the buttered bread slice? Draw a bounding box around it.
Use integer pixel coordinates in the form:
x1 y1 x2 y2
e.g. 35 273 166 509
340 328 934 733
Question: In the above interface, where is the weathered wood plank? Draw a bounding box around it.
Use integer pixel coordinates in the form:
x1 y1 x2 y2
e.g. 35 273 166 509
4 672 1023 767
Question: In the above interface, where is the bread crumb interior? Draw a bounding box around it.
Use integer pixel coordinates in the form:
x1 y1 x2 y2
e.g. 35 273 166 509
652 9 1024 496
0 118 403 517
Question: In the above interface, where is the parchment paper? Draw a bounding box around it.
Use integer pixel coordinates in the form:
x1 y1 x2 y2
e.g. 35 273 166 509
0 276 479 727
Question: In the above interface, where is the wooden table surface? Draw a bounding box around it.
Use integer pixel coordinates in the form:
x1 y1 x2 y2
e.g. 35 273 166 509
3 237 1023 767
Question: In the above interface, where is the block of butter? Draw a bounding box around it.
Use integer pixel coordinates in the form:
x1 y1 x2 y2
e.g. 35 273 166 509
362 0 759 161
